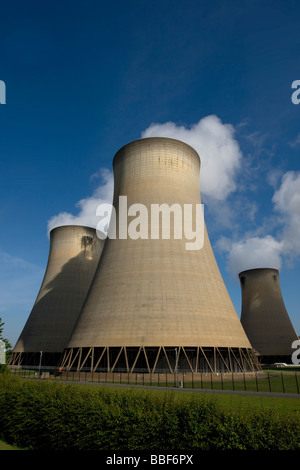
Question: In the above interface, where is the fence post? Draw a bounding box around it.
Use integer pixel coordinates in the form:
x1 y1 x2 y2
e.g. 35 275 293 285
267 371 271 392
255 372 258 392
295 373 299 394
280 372 285 393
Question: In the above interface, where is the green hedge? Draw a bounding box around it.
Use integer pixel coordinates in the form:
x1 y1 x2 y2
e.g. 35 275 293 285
0 374 299 450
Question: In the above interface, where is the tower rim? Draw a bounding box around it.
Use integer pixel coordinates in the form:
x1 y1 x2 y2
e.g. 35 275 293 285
49 224 100 235
239 267 279 278
113 136 201 168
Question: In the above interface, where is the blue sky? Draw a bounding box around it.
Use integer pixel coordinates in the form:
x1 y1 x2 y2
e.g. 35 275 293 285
0 0 299 346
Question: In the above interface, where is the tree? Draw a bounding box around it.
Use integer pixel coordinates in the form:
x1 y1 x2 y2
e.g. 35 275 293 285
0 317 12 369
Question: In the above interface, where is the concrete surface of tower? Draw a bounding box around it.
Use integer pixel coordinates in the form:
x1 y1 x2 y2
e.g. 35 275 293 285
10 225 104 367
62 137 259 375
239 268 298 364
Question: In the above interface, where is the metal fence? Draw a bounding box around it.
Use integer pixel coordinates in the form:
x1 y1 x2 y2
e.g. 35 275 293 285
6 365 300 395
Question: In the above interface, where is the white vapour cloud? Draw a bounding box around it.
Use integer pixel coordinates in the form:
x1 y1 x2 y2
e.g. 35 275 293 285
288 133 300 148
47 168 114 233
220 170 300 276
46 122 300 280
272 171 300 255
141 115 242 200
47 115 242 233
221 235 284 276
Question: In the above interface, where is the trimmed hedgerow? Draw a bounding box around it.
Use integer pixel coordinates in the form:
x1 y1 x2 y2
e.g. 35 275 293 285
0 374 299 450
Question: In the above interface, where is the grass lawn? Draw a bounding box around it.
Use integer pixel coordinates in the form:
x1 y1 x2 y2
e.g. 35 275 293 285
72 381 300 416
12 367 300 394
109 370 300 394
205 392 300 415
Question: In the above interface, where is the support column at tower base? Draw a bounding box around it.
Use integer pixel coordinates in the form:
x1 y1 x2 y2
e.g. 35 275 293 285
60 346 261 374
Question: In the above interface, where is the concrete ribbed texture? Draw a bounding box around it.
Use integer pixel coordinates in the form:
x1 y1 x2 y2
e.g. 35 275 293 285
67 137 252 349
239 268 298 357
12 225 104 355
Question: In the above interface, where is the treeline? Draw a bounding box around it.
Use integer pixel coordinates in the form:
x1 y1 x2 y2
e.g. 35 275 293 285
0 374 298 450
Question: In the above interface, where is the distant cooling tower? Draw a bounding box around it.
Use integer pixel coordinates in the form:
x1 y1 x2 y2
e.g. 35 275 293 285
10 225 104 367
61 137 259 374
239 268 298 363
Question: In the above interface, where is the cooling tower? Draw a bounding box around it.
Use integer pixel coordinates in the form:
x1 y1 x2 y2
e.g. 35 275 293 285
10 225 104 367
239 268 298 363
62 138 259 374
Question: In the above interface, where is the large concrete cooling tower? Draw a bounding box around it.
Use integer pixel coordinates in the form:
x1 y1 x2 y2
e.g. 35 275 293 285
239 268 298 364
62 138 259 374
10 225 104 367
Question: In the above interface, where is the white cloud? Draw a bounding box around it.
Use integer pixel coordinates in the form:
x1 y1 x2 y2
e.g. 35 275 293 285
47 168 114 233
272 171 300 217
46 128 300 282
267 168 284 189
220 170 300 276
141 115 242 200
272 171 300 255
222 235 284 276
288 133 300 148
47 116 242 235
